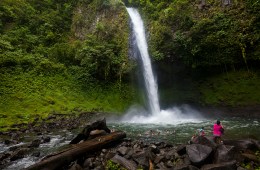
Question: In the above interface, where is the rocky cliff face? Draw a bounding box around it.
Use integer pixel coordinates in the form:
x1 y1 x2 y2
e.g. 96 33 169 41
71 1 129 41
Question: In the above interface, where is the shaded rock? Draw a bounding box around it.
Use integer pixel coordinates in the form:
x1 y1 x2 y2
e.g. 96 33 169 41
201 160 237 170
252 139 260 150
31 152 40 157
83 157 95 168
125 149 134 159
154 155 165 164
177 144 187 156
224 139 258 151
165 150 175 160
174 157 186 167
68 162 83 170
70 118 111 144
241 153 260 163
10 148 30 161
0 152 11 161
186 144 213 166
132 151 149 168
165 160 174 168
4 139 11 145
214 145 237 163
30 139 41 147
92 159 102 168
111 154 137 170
42 136 51 143
117 146 128 156
156 162 171 170
183 155 191 165
145 147 157 161
4 139 18 145
198 136 216 148
149 144 160 154
191 136 216 148
105 151 116 160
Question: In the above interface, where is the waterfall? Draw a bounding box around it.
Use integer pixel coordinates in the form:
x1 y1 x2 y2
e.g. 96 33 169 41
127 8 160 115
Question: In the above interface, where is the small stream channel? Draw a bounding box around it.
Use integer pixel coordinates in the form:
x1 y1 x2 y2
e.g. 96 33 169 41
1 116 259 170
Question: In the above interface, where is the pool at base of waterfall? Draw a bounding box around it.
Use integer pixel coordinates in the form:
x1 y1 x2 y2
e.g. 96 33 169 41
108 117 260 144
1 117 259 170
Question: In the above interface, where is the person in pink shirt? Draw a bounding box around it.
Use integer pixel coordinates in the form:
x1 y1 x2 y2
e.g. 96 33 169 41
213 120 224 144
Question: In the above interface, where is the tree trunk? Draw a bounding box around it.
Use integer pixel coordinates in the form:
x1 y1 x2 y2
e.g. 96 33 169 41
25 131 126 170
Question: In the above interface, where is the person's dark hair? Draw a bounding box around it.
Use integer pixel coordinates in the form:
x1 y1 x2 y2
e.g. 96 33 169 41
217 120 220 125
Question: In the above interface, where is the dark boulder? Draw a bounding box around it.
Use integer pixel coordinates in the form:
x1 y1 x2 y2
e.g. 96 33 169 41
214 145 238 163
177 144 186 156
117 146 129 156
132 151 149 168
186 144 213 166
191 136 216 148
42 136 51 143
224 139 259 151
70 118 111 144
10 148 30 161
29 139 41 148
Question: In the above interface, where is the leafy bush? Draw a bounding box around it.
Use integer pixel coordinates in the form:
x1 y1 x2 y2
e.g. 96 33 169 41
105 160 124 170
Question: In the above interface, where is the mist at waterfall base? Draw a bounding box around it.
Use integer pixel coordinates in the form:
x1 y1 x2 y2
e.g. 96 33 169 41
110 105 205 124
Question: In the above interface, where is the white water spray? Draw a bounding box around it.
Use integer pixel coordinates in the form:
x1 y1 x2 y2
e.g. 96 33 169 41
127 8 160 115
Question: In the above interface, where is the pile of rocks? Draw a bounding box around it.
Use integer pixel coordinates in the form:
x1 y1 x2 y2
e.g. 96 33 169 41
65 135 260 170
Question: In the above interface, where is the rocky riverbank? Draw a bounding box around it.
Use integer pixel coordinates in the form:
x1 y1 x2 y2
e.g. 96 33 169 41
0 112 103 169
0 111 259 170
64 135 259 170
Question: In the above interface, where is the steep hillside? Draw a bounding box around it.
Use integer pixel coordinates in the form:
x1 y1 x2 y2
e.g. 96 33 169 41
0 0 136 129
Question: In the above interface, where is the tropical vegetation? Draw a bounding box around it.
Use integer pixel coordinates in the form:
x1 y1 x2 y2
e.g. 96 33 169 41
0 0 260 129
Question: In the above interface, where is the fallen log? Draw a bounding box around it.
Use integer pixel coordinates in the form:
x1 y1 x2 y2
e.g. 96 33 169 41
25 131 126 170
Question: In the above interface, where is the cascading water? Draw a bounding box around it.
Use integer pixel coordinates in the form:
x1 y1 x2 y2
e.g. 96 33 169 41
112 8 205 124
127 8 160 115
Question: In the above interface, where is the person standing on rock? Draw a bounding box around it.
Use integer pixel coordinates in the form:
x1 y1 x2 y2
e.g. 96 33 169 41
213 120 224 144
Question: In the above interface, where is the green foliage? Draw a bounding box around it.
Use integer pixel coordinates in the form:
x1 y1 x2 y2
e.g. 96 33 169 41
199 71 260 106
71 1 130 82
105 160 125 170
49 42 80 66
76 35 126 81
129 0 260 70
1 0 260 129
0 66 136 130
0 0 135 130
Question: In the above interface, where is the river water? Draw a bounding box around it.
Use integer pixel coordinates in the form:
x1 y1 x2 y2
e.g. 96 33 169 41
109 117 260 144
1 115 259 170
